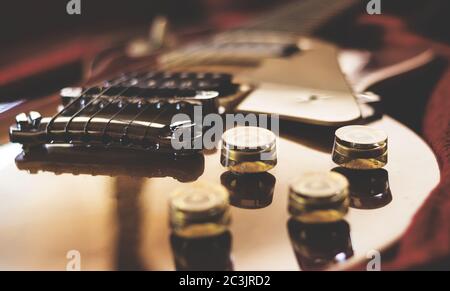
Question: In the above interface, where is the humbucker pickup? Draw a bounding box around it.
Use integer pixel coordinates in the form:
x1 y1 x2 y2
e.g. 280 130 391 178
9 71 243 154
62 71 237 104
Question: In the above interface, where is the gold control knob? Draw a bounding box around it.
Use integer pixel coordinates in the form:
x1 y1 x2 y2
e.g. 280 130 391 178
221 126 277 173
288 172 349 223
169 182 231 238
332 125 388 170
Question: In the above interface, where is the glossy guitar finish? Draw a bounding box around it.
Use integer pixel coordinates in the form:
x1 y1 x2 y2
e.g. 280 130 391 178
0 114 439 270
0 1 442 271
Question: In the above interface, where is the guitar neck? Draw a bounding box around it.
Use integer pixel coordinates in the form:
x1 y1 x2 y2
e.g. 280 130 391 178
238 0 358 35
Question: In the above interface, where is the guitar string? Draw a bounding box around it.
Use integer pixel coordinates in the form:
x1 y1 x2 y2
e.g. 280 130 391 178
64 84 133 138
45 74 131 135
56 0 312 138
79 71 163 139
39 33 198 142
47 13 312 146
62 69 170 138
110 40 279 145
86 51 202 146
60 43 218 146
138 48 215 145
52 68 163 137
46 0 357 138
111 47 221 145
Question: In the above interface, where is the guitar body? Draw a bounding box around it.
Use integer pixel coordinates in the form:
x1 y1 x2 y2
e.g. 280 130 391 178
0 114 439 270
0 1 443 270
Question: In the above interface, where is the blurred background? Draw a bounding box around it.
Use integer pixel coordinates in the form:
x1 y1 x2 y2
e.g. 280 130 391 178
1 0 449 55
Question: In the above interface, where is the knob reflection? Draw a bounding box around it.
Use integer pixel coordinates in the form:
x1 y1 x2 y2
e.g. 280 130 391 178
220 171 276 209
170 231 233 271
331 167 392 209
287 219 353 271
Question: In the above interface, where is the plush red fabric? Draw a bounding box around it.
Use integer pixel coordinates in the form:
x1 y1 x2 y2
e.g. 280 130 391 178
349 60 450 271
0 37 108 86
378 65 450 270
345 14 450 270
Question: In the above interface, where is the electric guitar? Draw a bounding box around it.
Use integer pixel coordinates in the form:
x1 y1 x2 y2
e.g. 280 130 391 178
0 0 441 270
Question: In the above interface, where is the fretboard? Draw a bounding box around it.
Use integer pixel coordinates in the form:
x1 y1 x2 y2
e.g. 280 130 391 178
238 0 358 35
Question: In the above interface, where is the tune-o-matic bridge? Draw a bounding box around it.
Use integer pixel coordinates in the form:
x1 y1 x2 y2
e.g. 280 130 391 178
9 71 242 154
